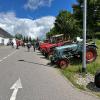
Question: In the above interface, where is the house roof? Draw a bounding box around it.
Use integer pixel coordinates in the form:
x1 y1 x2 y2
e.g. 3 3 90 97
0 27 12 38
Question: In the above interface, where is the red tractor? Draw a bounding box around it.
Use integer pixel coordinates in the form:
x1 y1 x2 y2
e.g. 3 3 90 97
43 42 64 58
43 41 72 58
39 42 51 52
39 34 72 58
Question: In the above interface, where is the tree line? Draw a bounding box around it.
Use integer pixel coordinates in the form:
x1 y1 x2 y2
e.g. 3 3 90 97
46 0 100 40
15 33 35 43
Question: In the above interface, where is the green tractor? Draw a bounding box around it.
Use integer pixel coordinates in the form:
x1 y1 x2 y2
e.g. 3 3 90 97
51 41 97 69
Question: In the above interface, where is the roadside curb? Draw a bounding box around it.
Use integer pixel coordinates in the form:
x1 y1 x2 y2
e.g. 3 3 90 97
58 69 100 99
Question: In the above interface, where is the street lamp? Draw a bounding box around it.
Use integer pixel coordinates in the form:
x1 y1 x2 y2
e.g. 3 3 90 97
82 0 87 72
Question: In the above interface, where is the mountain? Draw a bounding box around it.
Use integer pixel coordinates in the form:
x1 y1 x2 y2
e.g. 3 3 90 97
0 27 13 38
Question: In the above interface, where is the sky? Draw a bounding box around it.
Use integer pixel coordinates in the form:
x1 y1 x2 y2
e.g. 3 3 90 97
0 0 77 39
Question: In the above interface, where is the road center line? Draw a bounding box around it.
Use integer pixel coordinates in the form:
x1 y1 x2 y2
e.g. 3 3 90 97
0 50 17 63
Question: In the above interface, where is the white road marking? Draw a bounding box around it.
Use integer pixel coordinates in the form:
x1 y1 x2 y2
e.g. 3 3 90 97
3 57 7 59
10 78 22 100
0 60 3 62
0 50 17 63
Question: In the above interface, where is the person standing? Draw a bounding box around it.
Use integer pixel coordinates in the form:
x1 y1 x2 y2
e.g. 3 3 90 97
27 42 31 52
11 41 14 48
33 41 36 52
16 39 19 49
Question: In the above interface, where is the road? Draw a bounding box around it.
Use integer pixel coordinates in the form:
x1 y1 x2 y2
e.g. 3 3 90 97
0 46 99 100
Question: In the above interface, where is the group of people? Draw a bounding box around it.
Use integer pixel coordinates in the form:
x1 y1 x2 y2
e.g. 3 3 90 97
9 39 40 52
27 41 39 52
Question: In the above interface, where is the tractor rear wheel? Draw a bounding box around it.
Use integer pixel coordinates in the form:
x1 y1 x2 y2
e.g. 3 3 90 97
42 50 45 56
86 46 97 63
59 59 69 69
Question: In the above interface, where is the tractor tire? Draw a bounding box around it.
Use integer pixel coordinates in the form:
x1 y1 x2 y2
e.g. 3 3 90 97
59 59 69 69
95 70 100 88
42 50 45 56
44 53 48 58
48 55 53 60
86 46 97 63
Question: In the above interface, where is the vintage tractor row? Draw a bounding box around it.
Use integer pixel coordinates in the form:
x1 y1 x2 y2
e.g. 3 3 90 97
38 34 97 69
39 42 57 56
50 42 97 69
39 40 72 58
42 42 65 58
39 34 65 55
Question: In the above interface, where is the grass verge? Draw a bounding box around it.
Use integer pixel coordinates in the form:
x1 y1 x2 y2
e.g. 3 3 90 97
60 39 100 96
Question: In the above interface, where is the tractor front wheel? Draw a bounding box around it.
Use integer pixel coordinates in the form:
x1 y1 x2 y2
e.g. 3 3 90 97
59 59 69 69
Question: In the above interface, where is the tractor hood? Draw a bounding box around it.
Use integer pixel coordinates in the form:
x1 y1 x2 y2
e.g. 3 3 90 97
55 43 78 52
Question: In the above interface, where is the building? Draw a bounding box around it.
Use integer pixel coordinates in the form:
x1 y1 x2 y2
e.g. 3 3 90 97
0 27 13 45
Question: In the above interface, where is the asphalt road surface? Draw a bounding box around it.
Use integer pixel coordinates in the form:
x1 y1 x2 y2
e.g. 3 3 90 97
0 46 99 100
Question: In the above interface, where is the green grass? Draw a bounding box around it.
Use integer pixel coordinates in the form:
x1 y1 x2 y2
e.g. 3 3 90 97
61 64 86 90
85 39 100 74
87 62 100 75
86 39 100 75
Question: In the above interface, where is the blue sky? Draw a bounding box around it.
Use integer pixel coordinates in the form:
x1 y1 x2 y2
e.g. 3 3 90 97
0 0 77 38
0 0 76 19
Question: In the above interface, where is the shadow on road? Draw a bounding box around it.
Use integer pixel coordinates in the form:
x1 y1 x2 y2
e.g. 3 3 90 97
40 56 47 59
18 59 57 68
24 51 35 52
86 82 100 92
37 53 43 56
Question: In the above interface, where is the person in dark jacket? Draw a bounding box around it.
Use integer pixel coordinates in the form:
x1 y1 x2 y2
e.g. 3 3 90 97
27 42 31 52
11 41 14 48
33 41 36 52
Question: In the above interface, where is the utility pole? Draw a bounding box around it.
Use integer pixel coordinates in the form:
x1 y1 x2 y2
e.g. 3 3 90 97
82 0 87 72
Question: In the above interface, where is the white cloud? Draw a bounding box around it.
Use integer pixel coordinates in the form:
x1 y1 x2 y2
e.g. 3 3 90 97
0 12 56 39
24 0 53 10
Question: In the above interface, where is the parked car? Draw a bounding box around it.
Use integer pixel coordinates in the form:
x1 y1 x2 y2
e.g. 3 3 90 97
50 42 97 69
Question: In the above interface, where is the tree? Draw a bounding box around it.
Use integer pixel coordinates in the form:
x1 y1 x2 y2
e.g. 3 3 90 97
25 36 28 43
29 37 32 42
15 33 23 40
23 36 26 42
46 27 58 39
55 10 81 39
72 0 100 37
31 39 35 45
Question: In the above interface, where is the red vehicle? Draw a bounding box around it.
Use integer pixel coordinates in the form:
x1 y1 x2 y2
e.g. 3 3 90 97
38 39 50 50
43 42 63 58
43 41 72 58
39 42 51 52
16 39 20 49
39 34 72 58
16 39 24 48
39 34 64 52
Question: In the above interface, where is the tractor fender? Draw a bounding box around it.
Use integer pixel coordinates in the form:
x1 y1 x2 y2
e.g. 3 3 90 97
86 45 98 49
